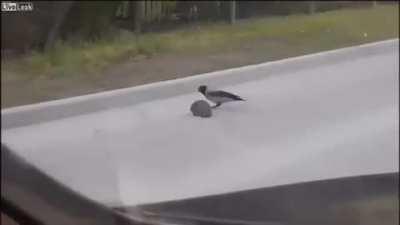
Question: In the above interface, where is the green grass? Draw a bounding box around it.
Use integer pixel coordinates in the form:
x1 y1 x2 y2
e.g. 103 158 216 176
3 4 399 78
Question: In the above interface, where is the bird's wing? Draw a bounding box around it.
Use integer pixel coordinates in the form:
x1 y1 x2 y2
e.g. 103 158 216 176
208 90 244 101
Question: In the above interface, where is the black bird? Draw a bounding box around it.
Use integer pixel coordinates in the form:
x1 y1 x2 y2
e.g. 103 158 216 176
198 85 245 108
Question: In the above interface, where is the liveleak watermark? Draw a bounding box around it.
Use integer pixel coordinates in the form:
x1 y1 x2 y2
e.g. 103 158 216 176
1 2 33 12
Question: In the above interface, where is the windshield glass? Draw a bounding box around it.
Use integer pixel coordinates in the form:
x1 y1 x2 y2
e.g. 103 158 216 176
1 1 399 225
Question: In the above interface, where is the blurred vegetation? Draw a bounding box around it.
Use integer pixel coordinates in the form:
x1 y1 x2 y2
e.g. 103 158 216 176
2 1 385 52
2 1 399 76
61 1 121 40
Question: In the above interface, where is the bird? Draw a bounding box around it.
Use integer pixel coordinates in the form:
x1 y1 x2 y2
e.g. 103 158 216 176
198 85 245 108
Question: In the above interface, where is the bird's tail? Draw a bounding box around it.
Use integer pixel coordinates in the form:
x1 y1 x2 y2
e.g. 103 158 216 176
236 96 245 101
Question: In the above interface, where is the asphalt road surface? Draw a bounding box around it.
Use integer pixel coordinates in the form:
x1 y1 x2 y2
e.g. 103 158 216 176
2 40 398 210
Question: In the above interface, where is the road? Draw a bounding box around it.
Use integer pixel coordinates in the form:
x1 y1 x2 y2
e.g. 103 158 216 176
2 40 399 207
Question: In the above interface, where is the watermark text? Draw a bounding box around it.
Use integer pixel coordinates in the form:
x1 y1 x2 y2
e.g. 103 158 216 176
2 2 33 12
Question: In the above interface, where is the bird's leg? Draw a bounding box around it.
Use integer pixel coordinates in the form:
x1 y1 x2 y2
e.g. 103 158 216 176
212 103 221 108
